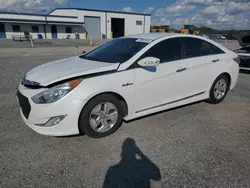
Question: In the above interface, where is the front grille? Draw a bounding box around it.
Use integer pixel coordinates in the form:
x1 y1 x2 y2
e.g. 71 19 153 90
239 56 250 68
17 91 31 119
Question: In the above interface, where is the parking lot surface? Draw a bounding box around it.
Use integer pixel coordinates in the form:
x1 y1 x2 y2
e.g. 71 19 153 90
0 46 250 188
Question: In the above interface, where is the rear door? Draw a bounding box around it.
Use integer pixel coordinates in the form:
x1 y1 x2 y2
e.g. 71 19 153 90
180 37 227 95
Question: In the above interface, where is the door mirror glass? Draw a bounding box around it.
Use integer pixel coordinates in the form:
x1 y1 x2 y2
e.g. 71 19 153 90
137 57 160 67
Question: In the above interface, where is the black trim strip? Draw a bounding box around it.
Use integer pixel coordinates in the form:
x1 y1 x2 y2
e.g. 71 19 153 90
46 69 117 88
47 15 78 19
46 21 84 25
22 69 117 89
136 91 205 113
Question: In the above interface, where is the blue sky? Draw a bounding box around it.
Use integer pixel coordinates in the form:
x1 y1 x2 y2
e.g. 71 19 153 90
1 0 250 30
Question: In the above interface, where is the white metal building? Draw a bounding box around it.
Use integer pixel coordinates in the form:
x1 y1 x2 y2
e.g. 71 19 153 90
0 8 151 39
0 12 85 39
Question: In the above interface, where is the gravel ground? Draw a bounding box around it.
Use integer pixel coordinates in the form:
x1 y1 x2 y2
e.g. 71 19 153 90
0 45 250 188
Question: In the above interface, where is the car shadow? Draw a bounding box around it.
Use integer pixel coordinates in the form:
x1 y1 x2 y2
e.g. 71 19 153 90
56 133 85 138
102 138 161 188
125 101 202 123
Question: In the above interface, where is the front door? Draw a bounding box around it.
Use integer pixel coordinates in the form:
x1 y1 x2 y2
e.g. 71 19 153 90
51 25 57 39
0 23 6 38
134 37 188 112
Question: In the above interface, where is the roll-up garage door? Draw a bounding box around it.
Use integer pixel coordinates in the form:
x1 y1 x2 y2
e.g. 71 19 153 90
84 16 101 39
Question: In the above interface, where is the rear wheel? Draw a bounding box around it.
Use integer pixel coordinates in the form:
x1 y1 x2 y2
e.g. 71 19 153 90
79 94 124 138
208 74 229 104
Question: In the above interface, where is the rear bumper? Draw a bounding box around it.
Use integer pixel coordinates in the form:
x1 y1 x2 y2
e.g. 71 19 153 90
229 62 239 91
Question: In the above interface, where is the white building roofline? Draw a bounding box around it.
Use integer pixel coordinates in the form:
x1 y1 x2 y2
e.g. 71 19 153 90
48 8 151 16
0 11 78 18
0 12 83 25
0 19 84 25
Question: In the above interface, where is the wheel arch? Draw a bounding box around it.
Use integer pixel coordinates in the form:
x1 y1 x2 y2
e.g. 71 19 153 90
221 72 232 87
78 91 129 134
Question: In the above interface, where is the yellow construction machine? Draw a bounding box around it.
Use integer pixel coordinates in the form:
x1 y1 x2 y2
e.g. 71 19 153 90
151 25 170 33
181 25 200 35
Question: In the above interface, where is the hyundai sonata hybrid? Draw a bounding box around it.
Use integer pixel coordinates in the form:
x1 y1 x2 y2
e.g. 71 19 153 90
17 33 239 138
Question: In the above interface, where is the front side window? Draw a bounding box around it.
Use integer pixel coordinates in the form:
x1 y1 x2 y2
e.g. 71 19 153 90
140 38 182 63
80 38 149 63
12 25 20 32
181 37 225 58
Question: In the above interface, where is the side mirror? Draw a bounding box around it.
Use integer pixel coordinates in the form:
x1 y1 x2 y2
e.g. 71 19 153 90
137 57 160 67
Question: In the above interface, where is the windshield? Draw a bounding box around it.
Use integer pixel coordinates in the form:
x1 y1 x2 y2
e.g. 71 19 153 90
80 38 149 63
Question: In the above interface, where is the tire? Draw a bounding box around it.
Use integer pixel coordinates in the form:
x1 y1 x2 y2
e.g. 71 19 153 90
79 94 124 138
208 74 230 104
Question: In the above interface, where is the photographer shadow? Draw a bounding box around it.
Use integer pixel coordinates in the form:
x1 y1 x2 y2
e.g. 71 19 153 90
102 138 161 188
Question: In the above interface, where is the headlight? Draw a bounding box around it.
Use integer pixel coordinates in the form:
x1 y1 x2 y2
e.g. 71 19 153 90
31 79 82 104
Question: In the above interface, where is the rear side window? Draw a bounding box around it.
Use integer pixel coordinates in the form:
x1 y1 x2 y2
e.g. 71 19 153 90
141 38 182 63
181 37 225 58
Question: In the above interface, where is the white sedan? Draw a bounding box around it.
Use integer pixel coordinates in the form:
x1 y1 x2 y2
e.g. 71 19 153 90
17 33 239 138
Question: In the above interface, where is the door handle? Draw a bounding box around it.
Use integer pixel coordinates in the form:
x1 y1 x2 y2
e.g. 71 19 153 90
212 59 219 63
176 67 187 72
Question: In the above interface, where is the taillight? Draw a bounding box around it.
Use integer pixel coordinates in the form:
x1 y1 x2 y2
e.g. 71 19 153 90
233 57 240 64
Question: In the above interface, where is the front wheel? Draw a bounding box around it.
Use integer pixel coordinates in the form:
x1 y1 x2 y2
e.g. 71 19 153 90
208 74 230 104
79 94 124 138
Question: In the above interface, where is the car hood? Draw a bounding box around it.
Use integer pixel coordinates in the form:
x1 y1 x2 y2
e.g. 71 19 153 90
25 56 120 86
233 32 250 47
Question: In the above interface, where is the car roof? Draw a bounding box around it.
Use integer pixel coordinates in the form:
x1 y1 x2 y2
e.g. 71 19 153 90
123 33 231 54
124 33 179 40
124 33 210 41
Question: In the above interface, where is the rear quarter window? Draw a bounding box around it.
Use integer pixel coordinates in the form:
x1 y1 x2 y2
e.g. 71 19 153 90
181 37 225 59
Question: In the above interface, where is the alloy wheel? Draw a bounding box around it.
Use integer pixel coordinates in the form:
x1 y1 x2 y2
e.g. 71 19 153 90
89 102 118 133
214 79 227 100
